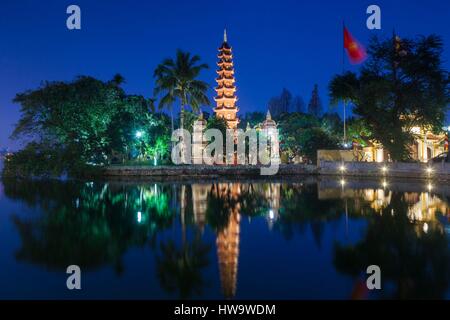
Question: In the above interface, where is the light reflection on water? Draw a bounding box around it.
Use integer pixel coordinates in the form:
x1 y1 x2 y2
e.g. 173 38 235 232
0 177 449 299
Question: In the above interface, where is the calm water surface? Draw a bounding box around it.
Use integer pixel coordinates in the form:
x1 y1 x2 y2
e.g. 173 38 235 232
0 176 449 299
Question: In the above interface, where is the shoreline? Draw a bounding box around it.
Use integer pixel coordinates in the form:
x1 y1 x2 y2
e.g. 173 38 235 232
3 161 450 181
101 162 450 181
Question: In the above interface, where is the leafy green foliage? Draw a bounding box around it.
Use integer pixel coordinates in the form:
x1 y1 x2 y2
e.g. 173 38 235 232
7 76 172 177
2 142 89 178
346 117 373 147
277 112 339 162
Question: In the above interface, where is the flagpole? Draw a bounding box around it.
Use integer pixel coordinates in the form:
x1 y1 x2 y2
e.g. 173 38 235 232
342 20 347 146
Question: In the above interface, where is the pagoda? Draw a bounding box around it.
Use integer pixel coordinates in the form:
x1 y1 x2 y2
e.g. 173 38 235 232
214 30 239 129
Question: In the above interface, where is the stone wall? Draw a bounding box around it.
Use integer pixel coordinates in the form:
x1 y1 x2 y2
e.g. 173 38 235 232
318 161 450 180
317 150 354 167
102 164 317 177
101 162 450 180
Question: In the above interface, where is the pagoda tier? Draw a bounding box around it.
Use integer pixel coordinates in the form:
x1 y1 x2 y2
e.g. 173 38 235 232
218 60 233 66
214 30 239 129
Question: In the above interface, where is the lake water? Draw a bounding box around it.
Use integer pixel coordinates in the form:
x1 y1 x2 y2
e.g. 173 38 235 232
0 176 449 300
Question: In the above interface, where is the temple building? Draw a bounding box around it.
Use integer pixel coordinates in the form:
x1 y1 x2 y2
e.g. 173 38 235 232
192 114 207 164
214 30 239 129
260 110 281 164
359 125 448 163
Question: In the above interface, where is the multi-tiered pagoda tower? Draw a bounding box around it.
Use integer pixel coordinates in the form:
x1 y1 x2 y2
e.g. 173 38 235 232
214 30 239 129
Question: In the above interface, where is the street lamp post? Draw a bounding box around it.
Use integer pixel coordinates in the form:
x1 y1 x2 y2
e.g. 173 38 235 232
135 130 145 160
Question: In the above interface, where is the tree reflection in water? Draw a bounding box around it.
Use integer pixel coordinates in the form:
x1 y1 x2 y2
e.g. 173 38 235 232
3 179 175 272
2 178 449 299
333 191 450 299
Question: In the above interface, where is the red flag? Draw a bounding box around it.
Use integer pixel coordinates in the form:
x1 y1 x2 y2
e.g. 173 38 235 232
344 27 367 64
350 278 369 300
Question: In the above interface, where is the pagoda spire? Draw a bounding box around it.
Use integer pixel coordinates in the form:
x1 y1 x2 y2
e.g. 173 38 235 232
214 30 239 129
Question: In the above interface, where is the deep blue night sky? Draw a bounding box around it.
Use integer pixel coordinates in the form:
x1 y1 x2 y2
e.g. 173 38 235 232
1 0 449 149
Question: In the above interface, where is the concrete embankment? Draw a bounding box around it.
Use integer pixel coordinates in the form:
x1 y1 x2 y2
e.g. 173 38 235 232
102 164 317 178
318 161 450 181
102 162 450 181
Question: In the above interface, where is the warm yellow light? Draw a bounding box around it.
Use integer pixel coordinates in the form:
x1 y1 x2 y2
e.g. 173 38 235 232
339 165 346 172
426 167 433 174
381 166 388 173
382 180 388 188
427 183 433 191
340 179 346 186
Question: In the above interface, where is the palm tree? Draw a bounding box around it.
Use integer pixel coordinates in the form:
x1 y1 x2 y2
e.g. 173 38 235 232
153 50 210 146
148 97 156 113
156 236 210 299
110 73 125 87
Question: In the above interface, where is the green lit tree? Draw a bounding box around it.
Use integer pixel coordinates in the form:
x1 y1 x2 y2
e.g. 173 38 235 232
11 76 124 167
277 112 338 163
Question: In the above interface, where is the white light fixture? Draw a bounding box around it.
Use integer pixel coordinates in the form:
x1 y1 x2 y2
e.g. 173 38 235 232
137 211 142 223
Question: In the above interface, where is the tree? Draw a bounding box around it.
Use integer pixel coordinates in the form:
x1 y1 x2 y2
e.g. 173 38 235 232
277 112 327 161
206 115 229 155
297 127 338 163
291 96 305 113
106 94 155 162
307 84 322 117
206 115 228 136
268 88 292 118
278 88 292 115
334 192 450 299
321 112 343 136
11 76 126 172
110 73 126 87
239 112 265 130
346 117 372 147
143 113 172 164
156 237 210 299
329 34 450 161
153 50 211 135
7 75 171 176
